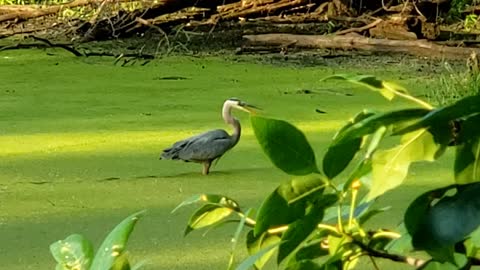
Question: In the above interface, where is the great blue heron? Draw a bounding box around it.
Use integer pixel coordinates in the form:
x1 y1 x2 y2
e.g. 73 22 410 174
160 98 258 175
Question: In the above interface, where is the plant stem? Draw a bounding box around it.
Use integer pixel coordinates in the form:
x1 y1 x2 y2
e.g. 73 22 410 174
267 223 339 235
348 187 358 230
237 212 256 226
393 89 434 110
372 231 401 239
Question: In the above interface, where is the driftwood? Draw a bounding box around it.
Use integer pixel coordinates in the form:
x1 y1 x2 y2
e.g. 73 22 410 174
0 0 101 23
243 33 480 59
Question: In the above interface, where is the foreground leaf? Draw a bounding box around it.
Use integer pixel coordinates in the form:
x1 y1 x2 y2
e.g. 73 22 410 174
254 174 328 236
172 194 241 213
368 129 441 200
228 208 253 270
322 74 408 100
236 242 281 270
406 183 480 262
90 210 145 270
455 138 480 184
50 234 94 270
277 194 338 264
184 204 234 236
251 116 319 175
323 110 376 179
418 254 468 270
246 231 281 270
395 95 480 136
332 108 430 147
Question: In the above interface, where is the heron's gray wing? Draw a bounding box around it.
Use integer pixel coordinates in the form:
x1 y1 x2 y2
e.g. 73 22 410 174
161 129 233 162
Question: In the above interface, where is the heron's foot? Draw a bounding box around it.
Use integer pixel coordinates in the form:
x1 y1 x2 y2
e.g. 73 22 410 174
202 162 211 175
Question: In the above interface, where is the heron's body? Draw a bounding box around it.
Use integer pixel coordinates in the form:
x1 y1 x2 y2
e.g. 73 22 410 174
161 98 253 175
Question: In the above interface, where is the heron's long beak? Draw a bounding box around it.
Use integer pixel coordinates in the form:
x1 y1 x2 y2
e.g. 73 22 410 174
238 102 262 113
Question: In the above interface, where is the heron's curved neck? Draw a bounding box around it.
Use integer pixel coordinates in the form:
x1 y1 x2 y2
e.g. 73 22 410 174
223 103 241 146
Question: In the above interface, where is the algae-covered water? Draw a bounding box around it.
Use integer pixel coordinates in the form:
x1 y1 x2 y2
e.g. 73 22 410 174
0 50 452 269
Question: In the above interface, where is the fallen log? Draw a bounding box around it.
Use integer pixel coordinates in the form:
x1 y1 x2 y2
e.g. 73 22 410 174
243 33 480 59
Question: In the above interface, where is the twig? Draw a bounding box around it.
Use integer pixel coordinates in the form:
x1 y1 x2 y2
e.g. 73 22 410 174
353 240 426 267
334 18 382 35
84 51 155 59
29 35 83 56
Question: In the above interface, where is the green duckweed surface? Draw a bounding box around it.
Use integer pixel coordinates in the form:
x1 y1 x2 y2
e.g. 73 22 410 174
0 49 453 269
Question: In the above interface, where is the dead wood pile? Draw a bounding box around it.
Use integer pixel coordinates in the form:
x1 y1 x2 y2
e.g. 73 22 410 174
1 0 480 59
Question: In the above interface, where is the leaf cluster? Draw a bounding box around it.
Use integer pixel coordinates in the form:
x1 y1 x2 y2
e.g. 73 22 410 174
176 75 480 269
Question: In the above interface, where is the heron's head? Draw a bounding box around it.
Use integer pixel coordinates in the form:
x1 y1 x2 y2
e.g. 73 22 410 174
226 98 261 113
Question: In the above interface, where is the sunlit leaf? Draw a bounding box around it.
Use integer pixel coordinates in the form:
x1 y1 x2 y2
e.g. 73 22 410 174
246 231 281 270
236 242 281 270
405 184 480 262
184 204 234 236
322 74 409 100
172 194 241 213
251 116 319 175
368 129 441 200
50 234 94 270
90 210 145 270
109 252 131 270
228 209 253 270
254 174 328 236
464 227 480 257
277 194 338 264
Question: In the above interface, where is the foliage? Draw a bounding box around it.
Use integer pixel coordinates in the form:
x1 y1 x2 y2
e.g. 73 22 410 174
448 0 474 22
175 73 480 269
427 62 480 106
50 210 145 270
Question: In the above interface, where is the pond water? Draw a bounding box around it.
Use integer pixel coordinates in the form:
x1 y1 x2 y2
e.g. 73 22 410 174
0 49 452 269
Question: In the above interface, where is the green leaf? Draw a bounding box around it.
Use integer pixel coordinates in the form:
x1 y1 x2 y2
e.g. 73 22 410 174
368 129 441 200
395 95 480 136
323 139 362 180
277 195 338 264
285 260 325 270
251 116 319 175
322 74 408 100
228 209 253 270
358 206 391 225
246 231 281 270
109 252 131 270
457 114 480 144
172 194 241 213
254 174 328 236
50 234 94 270
323 110 376 179
288 236 329 266
418 254 468 270
454 138 480 184
405 184 480 262
236 241 281 270
90 210 145 270
332 108 430 147
184 204 234 236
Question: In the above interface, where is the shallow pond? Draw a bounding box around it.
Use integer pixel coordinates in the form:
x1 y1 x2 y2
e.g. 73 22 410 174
0 50 453 269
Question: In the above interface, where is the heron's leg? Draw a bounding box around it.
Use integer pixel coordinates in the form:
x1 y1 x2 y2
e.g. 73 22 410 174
202 161 212 175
